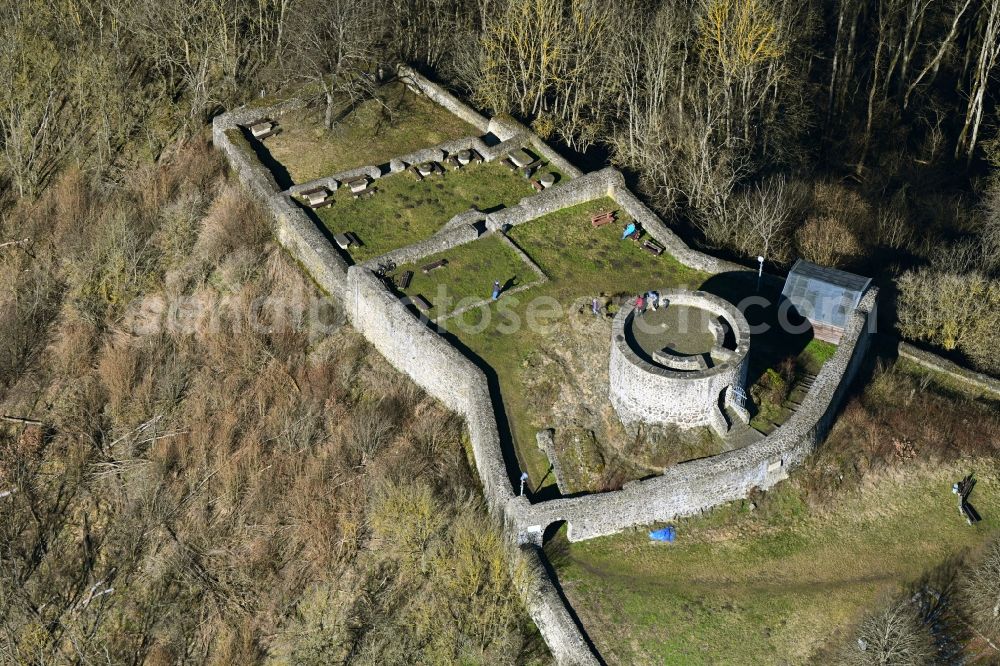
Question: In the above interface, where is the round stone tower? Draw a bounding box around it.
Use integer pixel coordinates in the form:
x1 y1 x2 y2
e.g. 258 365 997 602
609 289 751 437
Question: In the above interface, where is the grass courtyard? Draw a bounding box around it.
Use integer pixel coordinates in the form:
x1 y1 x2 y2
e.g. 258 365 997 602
308 162 537 263
392 236 541 319
435 197 841 494
260 82 481 185
443 198 710 492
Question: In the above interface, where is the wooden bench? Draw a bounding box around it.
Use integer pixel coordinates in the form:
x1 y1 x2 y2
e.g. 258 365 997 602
591 211 615 228
642 239 665 256
333 233 352 249
530 179 544 192
397 270 413 289
408 165 424 181
421 258 448 274
413 294 432 312
501 157 517 171
300 186 332 208
346 231 363 247
352 188 375 200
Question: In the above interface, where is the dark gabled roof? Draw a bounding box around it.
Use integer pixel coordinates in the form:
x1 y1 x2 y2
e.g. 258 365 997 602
781 259 871 330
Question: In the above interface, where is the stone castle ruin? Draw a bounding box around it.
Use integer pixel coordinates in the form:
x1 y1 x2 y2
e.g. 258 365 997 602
609 289 751 437
213 65 878 666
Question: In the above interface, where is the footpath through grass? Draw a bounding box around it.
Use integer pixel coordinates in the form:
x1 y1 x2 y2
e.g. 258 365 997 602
554 460 1000 664
311 162 534 263
264 82 480 183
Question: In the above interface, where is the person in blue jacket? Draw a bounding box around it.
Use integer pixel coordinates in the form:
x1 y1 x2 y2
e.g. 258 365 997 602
622 222 636 240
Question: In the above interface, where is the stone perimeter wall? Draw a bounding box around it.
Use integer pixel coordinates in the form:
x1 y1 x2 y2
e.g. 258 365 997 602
514 287 878 541
214 71 879 666
212 104 350 300
212 84 601 666
343 267 600 665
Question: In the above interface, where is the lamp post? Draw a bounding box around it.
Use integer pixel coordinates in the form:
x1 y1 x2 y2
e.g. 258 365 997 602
756 255 765 292
519 472 529 497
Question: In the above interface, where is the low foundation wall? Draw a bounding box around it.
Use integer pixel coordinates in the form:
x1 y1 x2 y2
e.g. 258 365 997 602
898 341 1000 398
486 169 616 230
288 165 383 196
362 217 484 269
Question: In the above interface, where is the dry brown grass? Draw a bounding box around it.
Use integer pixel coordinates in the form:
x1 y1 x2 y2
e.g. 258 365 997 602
794 360 1000 506
0 142 538 664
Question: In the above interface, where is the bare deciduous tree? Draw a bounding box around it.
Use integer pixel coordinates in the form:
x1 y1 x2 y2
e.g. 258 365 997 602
964 537 1000 640
841 600 934 666
283 0 382 129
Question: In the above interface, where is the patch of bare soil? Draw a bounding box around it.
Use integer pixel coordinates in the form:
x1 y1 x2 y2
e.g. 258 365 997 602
520 306 723 493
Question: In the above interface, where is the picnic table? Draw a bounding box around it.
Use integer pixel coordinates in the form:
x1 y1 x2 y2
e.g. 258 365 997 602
412 294 432 312
346 177 369 194
301 186 332 208
642 239 665 256
508 148 534 168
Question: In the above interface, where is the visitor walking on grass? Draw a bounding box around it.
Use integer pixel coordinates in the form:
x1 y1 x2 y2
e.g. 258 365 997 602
592 297 601 316
492 280 502 301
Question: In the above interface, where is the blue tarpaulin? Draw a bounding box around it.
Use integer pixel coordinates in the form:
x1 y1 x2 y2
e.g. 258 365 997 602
649 526 676 543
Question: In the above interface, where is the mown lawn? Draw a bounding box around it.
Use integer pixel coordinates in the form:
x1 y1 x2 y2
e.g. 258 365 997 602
392 236 539 319
263 82 481 184
553 459 1000 665
310 162 535 263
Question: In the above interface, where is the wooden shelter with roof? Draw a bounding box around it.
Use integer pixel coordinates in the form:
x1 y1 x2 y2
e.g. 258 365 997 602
781 260 872 344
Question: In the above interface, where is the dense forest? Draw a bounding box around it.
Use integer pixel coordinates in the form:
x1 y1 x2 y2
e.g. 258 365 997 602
3 0 1000 374
2 0 1000 663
